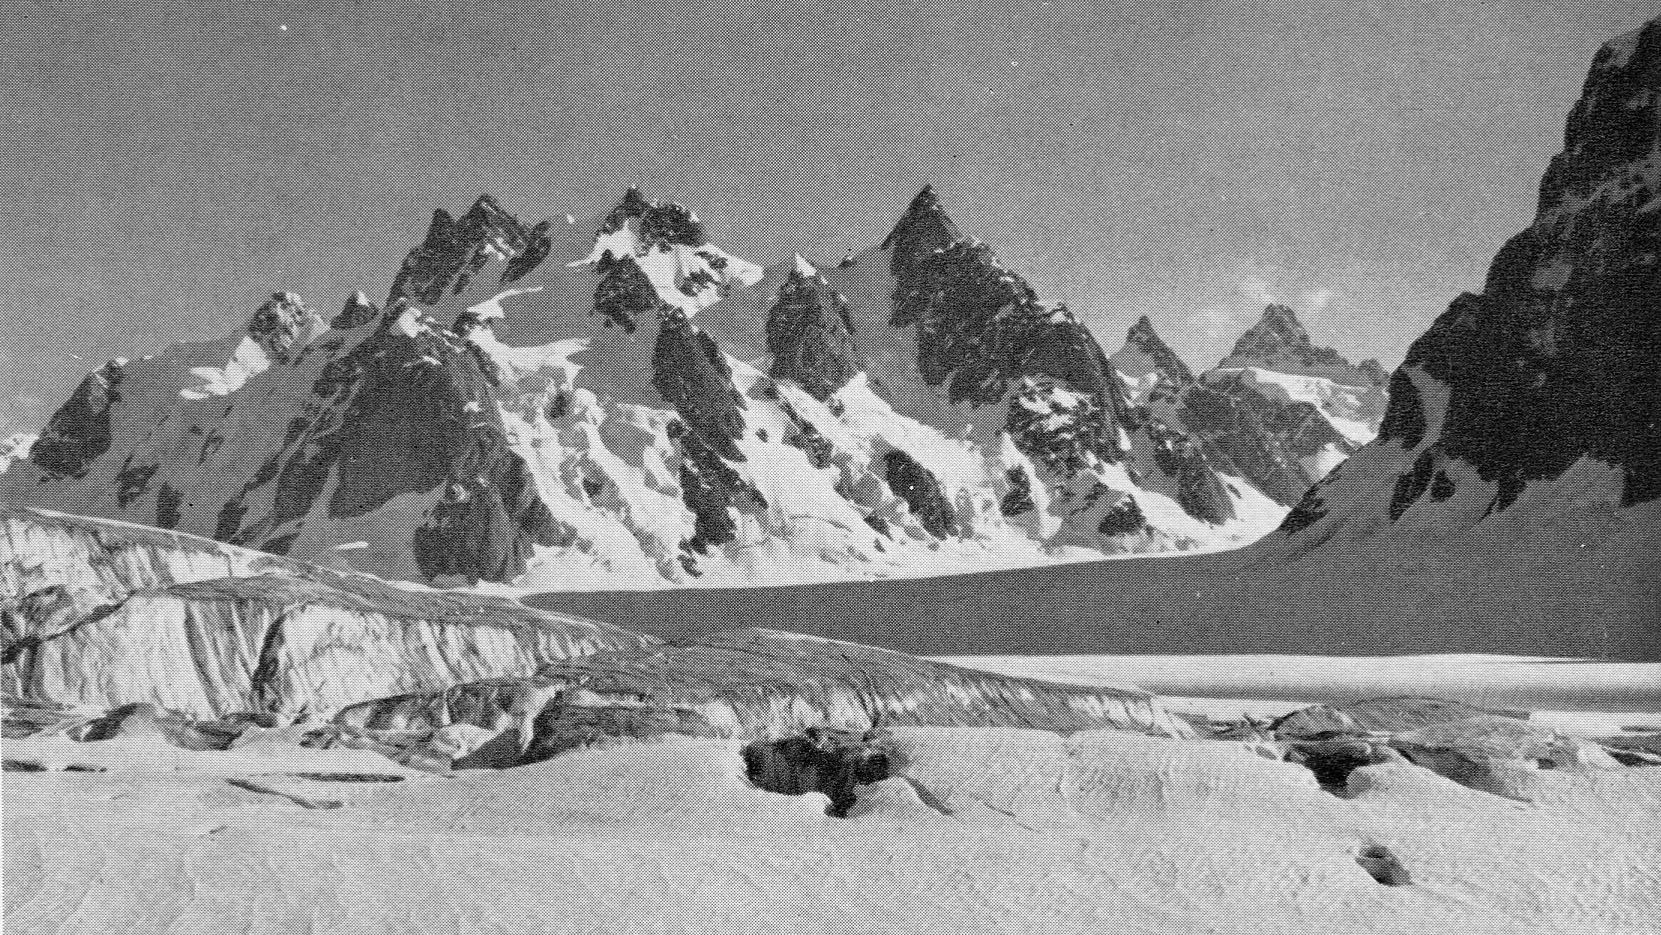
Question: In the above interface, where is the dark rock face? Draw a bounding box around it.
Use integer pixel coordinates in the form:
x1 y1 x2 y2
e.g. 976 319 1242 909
154 483 183 530
247 293 314 363
211 304 567 583
775 395 835 469
1376 369 1425 447
1139 415 1238 523
880 449 959 538
766 268 862 401
114 458 158 509
999 466 1035 517
1005 379 1124 477
1387 450 1437 521
743 727 897 817
652 312 749 462
887 222 1128 479
673 420 767 557
501 221 553 285
592 255 661 333
880 185 961 278
1391 24 1661 508
413 447 571 584
1124 315 1196 388
388 195 530 305
330 291 380 330
1097 494 1148 535
600 186 705 248
1179 381 1339 508
29 360 125 479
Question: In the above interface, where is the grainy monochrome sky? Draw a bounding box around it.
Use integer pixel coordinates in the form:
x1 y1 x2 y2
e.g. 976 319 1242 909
0 0 1652 435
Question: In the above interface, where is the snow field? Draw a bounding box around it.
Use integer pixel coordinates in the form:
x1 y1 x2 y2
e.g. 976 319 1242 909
6 726 1658 934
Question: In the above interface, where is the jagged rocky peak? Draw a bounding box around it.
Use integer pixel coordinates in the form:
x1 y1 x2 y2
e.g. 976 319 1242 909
765 257 862 401
1116 315 1195 388
390 193 532 305
880 184 962 275
1365 17 1661 510
331 290 379 330
599 185 706 249
26 358 126 480
246 292 320 362
1218 303 1382 386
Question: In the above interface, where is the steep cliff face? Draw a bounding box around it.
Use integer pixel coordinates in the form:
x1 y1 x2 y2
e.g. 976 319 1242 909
27 359 126 480
0 508 649 717
1277 20 1661 540
765 258 862 402
1377 26 1661 509
1225 21 1661 656
389 194 532 306
1216 303 1386 387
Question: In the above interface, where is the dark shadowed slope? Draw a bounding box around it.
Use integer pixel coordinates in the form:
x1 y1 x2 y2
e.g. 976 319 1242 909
527 544 1657 661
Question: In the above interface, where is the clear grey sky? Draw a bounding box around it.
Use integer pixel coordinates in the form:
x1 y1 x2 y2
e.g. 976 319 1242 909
1 0 1651 435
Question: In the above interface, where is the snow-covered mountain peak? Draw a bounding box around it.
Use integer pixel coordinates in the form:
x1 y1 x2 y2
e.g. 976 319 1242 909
331 290 379 330
1215 303 1382 386
3 185 1303 589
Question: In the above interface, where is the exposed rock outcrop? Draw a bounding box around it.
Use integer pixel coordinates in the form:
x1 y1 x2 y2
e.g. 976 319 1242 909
247 292 322 364
330 291 379 330
765 261 862 401
390 194 531 306
1265 698 1631 799
27 359 125 480
1114 308 1388 511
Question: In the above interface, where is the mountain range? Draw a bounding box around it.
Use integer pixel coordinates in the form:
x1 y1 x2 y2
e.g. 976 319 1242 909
0 186 1386 589
2 17 1653 662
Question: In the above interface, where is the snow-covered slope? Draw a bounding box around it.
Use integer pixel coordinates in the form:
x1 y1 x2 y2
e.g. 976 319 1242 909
0 507 650 717
1111 306 1388 508
0 433 35 473
2 187 1288 590
7 725 1659 934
